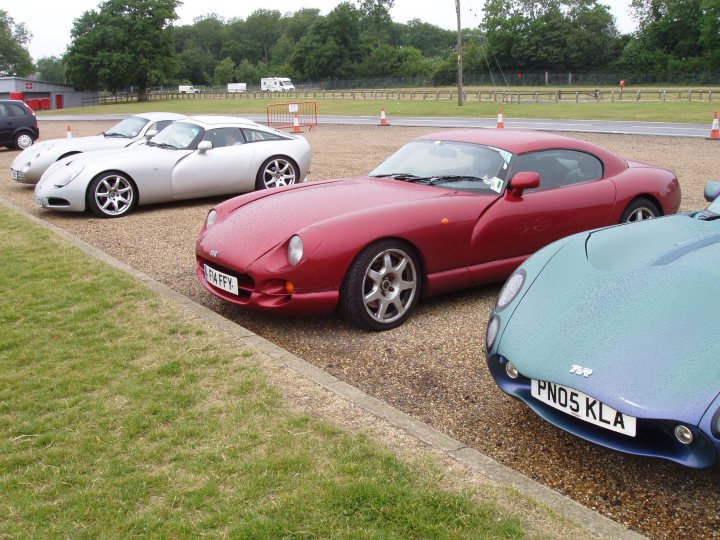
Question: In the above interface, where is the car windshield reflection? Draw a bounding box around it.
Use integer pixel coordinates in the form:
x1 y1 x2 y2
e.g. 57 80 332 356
103 117 149 138
369 140 512 194
149 122 203 150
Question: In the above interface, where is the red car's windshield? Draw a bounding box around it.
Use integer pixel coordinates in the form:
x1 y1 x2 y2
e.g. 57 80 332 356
369 140 512 195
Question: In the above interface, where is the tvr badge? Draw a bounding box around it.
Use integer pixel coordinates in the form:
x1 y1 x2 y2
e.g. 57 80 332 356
210 249 219 257
570 364 593 377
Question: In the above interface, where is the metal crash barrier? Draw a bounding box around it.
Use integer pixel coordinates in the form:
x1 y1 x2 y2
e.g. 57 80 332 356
266 101 318 133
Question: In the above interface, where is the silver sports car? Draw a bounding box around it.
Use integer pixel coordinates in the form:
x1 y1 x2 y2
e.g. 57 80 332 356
33 116 312 218
11 112 187 184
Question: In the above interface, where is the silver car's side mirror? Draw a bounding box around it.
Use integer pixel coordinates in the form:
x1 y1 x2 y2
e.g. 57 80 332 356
197 141 213 153
145 129 157 140
703 180 720 202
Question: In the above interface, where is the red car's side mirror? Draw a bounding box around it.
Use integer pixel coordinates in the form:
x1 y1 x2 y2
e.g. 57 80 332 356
507 171 540 198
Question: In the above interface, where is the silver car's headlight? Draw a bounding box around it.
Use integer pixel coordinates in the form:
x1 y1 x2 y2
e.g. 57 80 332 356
53 166 85 187
205 209 217 229
495 269 526 311
288 235 303 266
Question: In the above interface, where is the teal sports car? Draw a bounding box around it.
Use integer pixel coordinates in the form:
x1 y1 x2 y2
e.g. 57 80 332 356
485 181 720 469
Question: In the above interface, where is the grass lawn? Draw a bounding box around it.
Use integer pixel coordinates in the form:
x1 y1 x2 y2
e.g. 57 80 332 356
0 205 546 537
38 87 720 124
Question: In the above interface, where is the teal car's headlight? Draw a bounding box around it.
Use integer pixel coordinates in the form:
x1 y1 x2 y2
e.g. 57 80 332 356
288 235 303 266
53 166 84 187
485 315 500 351
495 269 526 311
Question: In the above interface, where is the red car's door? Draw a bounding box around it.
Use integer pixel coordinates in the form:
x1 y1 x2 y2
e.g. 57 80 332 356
467 149 616 281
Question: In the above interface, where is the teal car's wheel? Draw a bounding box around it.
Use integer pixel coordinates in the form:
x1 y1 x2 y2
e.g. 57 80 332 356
621 197 660 223
87 172 136 218
340 240 421 331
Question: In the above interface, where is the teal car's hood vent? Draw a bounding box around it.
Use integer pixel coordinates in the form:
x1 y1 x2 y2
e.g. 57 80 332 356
586 215 720 270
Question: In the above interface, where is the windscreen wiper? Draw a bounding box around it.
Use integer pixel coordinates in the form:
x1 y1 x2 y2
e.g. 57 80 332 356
427 175 486 185
371 173 431 182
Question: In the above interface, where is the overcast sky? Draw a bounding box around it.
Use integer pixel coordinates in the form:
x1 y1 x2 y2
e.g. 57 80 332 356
8 0 638 60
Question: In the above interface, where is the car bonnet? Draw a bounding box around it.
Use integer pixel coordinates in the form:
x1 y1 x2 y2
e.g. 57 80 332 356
497 215 720 424
198 177 450 270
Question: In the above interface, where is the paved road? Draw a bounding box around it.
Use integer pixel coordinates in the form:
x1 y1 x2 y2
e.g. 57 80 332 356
40 113 714 138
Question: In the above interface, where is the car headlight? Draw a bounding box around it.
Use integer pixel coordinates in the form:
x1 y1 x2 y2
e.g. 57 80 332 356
205 209 217 229
22 162 32 173
486 315 500 351
53 166 84 187
495 269 526 311
288 235 303 266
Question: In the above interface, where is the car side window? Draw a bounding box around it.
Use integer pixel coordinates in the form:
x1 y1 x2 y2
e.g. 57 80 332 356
201 128 245 148
242 128 283 142
0 104 8 118
7 103 26 117
512 150 602 191
151 120 173 133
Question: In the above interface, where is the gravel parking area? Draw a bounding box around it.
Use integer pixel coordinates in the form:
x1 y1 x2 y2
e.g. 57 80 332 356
3 120 719 539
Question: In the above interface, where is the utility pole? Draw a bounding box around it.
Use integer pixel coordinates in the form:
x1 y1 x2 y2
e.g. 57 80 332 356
455 0 465 107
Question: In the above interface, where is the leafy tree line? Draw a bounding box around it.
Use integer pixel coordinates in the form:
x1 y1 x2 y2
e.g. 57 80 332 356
3 0 720 95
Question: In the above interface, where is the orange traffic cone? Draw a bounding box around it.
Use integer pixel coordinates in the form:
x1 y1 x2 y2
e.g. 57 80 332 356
379 106 390 126
496 109 504 128
292 112 302 133
66 125 72 138
708 112 719 140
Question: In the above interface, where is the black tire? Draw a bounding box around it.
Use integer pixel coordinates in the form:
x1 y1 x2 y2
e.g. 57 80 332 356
255 156 300 190
87 171 137 218
340 240 422 331
14 131 35 150
620 197 660 223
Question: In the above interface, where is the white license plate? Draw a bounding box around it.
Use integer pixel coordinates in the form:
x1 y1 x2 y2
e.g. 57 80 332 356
34 196 42 207
531 379 636 437
204 264 239 295
11 170 21 180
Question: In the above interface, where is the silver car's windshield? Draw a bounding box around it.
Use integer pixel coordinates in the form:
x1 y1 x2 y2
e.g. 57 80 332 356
369 140 512 195
148 122 203 150
104 117 149 138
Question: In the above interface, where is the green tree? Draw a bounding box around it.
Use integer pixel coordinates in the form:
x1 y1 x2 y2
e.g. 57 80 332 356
291 2 364 79
357 0 394 47
0 10 33 77
245 9 283 64
213 57 235 86
36 56 66 82
65 0 179 100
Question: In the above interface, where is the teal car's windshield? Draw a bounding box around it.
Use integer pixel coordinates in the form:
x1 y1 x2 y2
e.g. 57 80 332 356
103 117 149 138
148 122 203 150
369 140 512 195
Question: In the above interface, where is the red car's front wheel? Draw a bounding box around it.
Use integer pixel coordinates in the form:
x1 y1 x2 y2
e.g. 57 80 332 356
340 240 422 331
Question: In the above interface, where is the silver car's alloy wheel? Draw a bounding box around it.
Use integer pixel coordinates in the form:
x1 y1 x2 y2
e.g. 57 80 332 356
362 248 418 325
15 133 34 150
625 206 655 222
257 156 298 189
89 173 136 218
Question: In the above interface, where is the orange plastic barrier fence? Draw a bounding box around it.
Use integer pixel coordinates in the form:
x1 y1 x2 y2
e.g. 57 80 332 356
266 101 318 132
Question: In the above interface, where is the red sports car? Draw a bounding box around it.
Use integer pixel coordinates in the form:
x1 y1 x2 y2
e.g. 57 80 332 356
196 129 680 331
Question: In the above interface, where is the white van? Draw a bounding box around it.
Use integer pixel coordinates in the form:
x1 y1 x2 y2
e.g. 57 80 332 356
261 77 295 92
227 82 247 93
178 85 200 94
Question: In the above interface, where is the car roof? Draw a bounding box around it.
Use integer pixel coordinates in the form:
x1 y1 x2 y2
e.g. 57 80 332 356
133 112 187 121
187 115 262 127
416 128 628 172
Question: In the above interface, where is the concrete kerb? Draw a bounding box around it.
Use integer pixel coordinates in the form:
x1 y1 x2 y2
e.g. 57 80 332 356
1 196 645 540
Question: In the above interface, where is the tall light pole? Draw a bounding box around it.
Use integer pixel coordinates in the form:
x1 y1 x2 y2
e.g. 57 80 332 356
456 0 464 106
